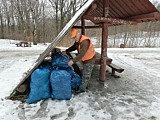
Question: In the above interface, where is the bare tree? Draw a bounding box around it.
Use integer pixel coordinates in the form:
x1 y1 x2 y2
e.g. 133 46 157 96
28 0 40 44
10 0 16 39
48 0 86 35
0 6 4 39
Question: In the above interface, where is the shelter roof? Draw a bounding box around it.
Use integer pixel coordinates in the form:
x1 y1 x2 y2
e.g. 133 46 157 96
82 0 160 26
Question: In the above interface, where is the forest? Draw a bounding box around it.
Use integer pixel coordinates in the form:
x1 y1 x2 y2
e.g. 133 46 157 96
0 0 160 47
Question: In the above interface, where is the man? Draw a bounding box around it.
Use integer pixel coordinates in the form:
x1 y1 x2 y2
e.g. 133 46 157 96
63 28 96 94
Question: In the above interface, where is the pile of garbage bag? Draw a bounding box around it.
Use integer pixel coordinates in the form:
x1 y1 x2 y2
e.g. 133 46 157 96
27 52 81 104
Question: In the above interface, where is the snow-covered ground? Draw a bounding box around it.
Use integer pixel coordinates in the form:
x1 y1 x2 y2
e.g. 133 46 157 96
0 39 160 120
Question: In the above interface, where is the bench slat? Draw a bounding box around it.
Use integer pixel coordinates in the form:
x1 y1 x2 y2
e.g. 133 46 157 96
108 63 124 73
107 63 124 77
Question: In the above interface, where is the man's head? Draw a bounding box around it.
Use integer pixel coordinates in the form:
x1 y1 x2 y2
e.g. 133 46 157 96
71 29 78 38
71 28 81 42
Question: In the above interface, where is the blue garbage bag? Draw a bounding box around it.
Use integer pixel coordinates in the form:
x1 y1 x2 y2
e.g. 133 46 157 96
65 66 75 77
26 68 51 104
65 67 82 90
50 69 72 100
71 73 82 90
52 53 70 69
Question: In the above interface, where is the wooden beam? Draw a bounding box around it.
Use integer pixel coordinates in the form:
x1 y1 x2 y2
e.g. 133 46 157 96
127 12 160 21
83 15 137 25
73 25 102 29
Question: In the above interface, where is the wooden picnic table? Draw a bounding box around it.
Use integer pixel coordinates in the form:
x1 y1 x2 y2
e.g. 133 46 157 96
16 41 31 47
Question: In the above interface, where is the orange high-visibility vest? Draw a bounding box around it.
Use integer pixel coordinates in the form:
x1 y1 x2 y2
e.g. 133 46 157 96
78 35 96 61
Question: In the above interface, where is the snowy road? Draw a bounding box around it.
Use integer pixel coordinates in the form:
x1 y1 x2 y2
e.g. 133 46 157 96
1 44 160 120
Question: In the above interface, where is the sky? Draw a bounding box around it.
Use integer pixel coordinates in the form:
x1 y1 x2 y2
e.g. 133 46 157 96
0 39 160 120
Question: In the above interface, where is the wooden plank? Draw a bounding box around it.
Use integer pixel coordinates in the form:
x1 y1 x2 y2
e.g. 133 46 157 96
127 12 160 21
73 25 102 29
108 63 124 73
108 63 124 77
142 0 158 11
94 58 112 65
83 15 137 25
109 1 123 18
119 0 137 15
131 0 148 13
110 0 130 17
85 3 97 15
95 52 112 65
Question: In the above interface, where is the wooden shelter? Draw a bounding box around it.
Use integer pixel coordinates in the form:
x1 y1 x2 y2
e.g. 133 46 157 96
7 0 160 101
74 0 160 81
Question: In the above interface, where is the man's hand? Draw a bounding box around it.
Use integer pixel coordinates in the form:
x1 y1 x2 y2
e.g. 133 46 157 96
68 60 74 66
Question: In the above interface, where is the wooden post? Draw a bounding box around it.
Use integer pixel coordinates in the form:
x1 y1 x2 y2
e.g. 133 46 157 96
100 23 108 81
81 19 85 35
99 0 109 82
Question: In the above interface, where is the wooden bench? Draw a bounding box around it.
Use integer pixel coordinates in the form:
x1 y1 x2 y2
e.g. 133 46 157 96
95 52 112 65
69 52 124 77
108 63 124 77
